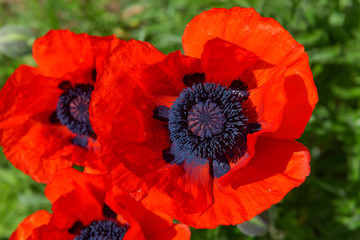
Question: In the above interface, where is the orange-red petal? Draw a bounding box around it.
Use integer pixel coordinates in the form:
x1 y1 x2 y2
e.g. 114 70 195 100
10 210 51 240
143 137 310 228
33 30 93 78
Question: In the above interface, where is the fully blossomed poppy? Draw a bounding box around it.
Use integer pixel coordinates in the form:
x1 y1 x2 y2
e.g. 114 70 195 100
10 169 190 240
0 30 123 183
90 7 318 228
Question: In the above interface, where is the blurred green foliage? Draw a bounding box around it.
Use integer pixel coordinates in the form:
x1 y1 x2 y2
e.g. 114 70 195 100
1 0 360 239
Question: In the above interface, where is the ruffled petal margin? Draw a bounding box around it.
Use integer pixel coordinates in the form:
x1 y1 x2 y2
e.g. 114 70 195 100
10 210 51 240
143 137 310 228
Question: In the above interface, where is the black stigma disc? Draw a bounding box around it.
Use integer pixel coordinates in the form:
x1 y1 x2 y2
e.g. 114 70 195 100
56 83 94 136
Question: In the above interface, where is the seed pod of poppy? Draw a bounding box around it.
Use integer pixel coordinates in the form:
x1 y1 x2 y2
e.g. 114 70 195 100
0 25 35 58
237 210 272 237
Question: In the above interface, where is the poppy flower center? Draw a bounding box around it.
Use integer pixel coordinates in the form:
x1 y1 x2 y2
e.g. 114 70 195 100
56 84 94 136
167 83 260 165
74 220 127 240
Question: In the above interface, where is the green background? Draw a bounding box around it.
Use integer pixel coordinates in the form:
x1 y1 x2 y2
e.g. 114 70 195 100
1 0 360 239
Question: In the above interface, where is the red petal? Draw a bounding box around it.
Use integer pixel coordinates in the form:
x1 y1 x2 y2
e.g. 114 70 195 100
1 121 74 183
261 53 318 139
33 30 93 78
30 225 74 240
90 40 165 142
153 223 191 240
166 158 214 213
250 54 318 139
88 34 124 58
207 137 310 228
49 188 104 230
144 137 310 228
10 210 51 240
138 51 201 98
201 38 261 88
45 168 110 203
183 7 303 65
108 189 190 240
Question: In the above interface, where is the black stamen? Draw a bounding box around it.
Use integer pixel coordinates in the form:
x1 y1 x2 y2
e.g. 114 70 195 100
152 105 171 122
72 135 88 148
58 81 73 91
92 69 97 82
74 220 127 240
229 79 248 91
49 110 60 123
182 73 205 87
103 204 117 220
211 155 231 178
56 84 94 136
68 221 84 235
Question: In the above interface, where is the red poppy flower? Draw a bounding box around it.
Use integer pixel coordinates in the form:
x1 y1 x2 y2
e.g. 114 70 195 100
10 169 190 240
90 7 318 228
0 30 123 183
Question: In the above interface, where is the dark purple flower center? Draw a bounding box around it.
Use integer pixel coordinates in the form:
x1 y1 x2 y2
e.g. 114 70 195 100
168 82 252 159
159 78 261 178
74 220 127 240
56 83 94 136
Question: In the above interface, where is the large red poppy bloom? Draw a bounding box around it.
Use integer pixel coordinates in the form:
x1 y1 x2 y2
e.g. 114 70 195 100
10 169 190 240
90 7 318 228
0 30 123 183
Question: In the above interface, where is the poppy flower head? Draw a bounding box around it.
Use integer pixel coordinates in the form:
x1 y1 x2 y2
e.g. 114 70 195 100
90 7 318 228
0 30 123 183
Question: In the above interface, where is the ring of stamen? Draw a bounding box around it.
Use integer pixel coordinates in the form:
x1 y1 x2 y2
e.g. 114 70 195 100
74 220 127 240
168 83 253 160
56 83 94 136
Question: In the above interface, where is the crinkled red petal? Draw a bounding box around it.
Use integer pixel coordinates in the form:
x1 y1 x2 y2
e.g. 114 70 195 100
45 168 110 204
201 38 261 88
90 40 166 143
10 210 51 240
109 188 190 240
49 187 105 230
33 30 94 78
183 7 302 65
29 225 74 240
144 137 310 228
138 51 201 98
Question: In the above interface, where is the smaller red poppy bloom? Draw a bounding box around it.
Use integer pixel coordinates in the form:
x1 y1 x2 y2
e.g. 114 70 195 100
10 168 190 240
91 7 318 228
0 30 124 183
